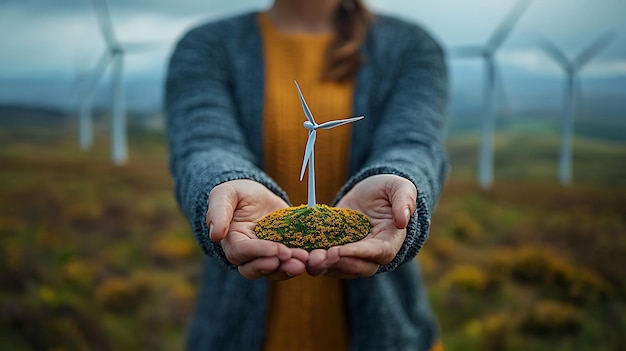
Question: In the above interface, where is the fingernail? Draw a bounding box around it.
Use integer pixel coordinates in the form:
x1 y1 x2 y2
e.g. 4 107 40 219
208 223 214 240
405 208 411 221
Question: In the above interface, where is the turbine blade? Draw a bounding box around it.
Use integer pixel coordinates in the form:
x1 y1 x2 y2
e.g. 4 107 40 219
300 131 316 181
91 0 117 47
573 31 616 69
488 0 532 51
535 34 571 69
83 50 112 98
122 41 168 52
318 116 364 129
294 80 317 125
450 45 485 58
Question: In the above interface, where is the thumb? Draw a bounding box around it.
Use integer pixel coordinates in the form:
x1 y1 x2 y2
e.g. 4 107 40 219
389 177 417 229
206 183 238 242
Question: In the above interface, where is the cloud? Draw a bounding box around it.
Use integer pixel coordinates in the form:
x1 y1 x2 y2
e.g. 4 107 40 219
1 0 625 111
498 50 549 73
584 60 626 77
498 49 626 77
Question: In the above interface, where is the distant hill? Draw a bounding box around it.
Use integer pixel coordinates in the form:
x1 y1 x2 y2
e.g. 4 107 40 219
448 114 626 143
0 105 164 131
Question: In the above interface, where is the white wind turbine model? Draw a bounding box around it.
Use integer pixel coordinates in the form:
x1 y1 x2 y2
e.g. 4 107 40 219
295 81 363 208
536 32 616 185
80 0 163 164
451 0 532 188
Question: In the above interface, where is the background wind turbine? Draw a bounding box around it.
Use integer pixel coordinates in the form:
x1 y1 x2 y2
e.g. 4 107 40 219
80 0 165 164
451 0 532 188
69 58 92 149
536 31 616 185
295 81 363 208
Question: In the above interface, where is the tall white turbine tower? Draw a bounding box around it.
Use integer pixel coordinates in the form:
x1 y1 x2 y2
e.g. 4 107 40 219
81 0 163 165
69 60 92 149
451 0 532 188
536 32 616 185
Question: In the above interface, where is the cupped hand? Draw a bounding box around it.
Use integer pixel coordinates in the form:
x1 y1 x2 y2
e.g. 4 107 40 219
307 174 417 279
206 180 308 280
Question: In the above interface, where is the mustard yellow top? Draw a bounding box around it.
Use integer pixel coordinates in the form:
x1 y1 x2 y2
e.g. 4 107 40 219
258 11 354 351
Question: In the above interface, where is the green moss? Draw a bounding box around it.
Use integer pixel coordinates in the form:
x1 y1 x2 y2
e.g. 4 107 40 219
255 204 370 251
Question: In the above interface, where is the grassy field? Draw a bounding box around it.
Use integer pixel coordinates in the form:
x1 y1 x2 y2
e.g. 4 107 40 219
1 112 625 350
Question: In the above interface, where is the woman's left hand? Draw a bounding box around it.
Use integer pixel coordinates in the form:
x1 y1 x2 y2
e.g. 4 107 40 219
306 174 417 279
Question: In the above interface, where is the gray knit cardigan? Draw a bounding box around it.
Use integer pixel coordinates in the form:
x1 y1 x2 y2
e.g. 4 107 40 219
166 11 448 351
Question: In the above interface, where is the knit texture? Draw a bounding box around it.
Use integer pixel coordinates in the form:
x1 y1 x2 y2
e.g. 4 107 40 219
258 12 351 351
166 11 448 351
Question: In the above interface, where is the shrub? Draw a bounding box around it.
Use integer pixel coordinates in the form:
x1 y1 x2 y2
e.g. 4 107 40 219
445 265 488 292
428 237 460 259
486 248 515 287
149 236 197 264
450 212 484 242
522 300 582 335
94 274 150 312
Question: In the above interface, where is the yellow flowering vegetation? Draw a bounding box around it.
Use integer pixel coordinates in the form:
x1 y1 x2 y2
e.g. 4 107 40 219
255 204 370 250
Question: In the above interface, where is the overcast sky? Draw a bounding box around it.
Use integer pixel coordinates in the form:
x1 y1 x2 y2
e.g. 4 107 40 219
1 0 624 111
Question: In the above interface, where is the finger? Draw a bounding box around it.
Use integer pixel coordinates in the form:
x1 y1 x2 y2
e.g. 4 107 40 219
307 248 340 276
225 238 291 266
337 239 396 266
325 257 379 279
206 184 237 242
238 256 281 280
307 249 327 270
290 248 309 263
390 179 417 229
279 258 307 278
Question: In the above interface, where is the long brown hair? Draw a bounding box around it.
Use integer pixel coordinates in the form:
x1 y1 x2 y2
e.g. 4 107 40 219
322 0 371 82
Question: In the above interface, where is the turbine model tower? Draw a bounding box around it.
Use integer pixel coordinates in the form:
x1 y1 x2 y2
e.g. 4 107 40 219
536 32 615 185
295 81 363 208
80 0 162 164
451 0 532 188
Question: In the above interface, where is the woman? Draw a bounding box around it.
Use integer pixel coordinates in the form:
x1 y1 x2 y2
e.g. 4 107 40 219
166 0 448 350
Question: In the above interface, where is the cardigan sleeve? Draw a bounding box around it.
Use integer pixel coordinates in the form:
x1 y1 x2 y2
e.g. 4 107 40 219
334 23 449 273
165 26 289 268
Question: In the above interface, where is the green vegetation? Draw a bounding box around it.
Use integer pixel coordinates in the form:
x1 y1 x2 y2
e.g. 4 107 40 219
0 118 198 351
1 112 624 350
255 204 369 250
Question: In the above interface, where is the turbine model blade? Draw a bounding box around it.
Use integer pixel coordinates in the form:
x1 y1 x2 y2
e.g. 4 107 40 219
450 45 485 58
573 31 616 69
294 80 317 125
535 35 571 70
300 130 316 181
488 0 532 51
91 0 117 48
318 116 364 129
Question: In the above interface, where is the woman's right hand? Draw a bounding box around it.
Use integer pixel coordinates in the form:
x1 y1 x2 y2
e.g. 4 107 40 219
206 179 308 280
